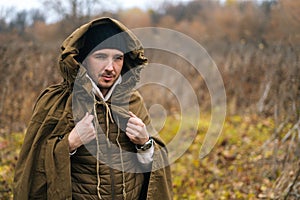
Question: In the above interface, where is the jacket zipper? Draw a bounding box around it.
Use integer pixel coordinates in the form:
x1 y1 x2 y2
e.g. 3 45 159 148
94 97 116 199
105 104 115 199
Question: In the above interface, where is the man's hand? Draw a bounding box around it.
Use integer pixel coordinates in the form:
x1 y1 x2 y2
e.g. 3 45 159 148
68 112 96 152
126 111 149 145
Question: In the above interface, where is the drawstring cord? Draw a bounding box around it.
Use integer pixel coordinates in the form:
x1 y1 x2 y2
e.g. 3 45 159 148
94 100 102 200
116 117 127 200
96 100 114 148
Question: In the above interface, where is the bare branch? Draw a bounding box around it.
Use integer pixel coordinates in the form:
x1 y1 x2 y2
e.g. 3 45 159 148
282 119 300 143
257 80 272 113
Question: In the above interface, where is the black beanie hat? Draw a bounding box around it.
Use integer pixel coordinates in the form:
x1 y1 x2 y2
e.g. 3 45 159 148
77 23 128 62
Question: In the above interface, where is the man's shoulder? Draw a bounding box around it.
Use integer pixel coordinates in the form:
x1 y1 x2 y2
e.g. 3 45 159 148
33 82 71 111
37 82 69 99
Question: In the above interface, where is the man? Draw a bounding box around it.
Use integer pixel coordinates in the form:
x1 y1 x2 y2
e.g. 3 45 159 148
13 17 173 200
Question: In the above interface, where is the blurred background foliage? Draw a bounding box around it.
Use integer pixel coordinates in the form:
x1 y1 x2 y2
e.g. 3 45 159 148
0 0 299 199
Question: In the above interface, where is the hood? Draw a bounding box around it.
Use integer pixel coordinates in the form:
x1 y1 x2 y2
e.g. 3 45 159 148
58 17 148 85
63 18 149 126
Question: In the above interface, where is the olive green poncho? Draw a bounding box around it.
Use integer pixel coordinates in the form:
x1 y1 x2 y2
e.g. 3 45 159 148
13 17 173 200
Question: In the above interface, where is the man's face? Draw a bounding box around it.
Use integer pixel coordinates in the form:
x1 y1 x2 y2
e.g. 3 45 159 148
83 48 124 95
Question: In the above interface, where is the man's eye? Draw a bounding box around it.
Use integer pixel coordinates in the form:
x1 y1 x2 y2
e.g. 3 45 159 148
115 56 123 61
95 54 106 59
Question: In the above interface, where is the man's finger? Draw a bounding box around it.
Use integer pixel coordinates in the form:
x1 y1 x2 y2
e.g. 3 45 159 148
86 114 94 122
80 112 90 121
81 112 93 122
128 117 144 127
128 111 137 118
125 130 136 141
83 112 89 119
126 127 135 135
127 123 143 132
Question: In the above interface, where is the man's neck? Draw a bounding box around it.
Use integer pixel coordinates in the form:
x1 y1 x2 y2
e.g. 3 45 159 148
100 88 109 97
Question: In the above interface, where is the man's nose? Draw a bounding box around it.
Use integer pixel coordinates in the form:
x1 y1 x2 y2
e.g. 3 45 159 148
105 59 114 71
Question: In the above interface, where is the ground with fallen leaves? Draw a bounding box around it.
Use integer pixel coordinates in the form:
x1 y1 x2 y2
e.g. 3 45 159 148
0 114 291 199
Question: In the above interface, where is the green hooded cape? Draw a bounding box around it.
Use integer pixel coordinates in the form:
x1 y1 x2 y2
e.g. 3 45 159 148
13 17 173 200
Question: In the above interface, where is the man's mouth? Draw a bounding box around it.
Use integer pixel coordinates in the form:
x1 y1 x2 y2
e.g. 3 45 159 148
101 74 114 81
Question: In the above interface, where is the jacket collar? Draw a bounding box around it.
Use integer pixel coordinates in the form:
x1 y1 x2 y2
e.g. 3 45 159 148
86 74 122 102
